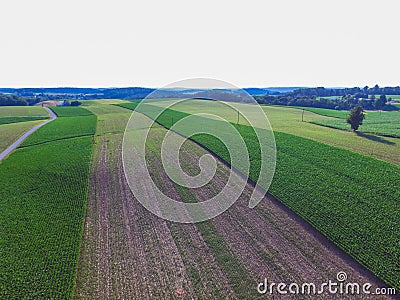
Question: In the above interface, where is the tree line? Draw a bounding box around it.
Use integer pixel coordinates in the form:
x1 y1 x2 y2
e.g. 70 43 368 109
288 85 400 97
255 94 395 111
0 94 29 106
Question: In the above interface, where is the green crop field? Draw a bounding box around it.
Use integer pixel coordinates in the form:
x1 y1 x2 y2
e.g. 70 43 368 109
0 107 96 299
84 102 132 135
135 99 400 165
50 106 94 117
0 121 45 153
119 101 400 289
1 99 398 298
0 106 49 125
81 99 132 105
0 106 49 117
312 111 400 138
0 116 49 125
283 106 350 119
267 105 400 138
21 115 97 147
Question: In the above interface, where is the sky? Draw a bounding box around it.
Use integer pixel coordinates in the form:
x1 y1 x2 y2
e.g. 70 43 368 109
0 0 398 88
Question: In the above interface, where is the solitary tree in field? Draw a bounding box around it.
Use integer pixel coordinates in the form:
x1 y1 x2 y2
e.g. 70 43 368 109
347 104 365 131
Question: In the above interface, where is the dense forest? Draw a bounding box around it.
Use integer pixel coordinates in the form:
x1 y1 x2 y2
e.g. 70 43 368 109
0 94 29 106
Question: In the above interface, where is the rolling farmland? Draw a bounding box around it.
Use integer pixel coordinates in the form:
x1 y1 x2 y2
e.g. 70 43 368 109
0 116 49 125
0 106 51 152
20 115 97 147
50 106 96 117
74 101 392 298
141 99 400 165
0 107 96 298
118 100 399 290
0 99 398 298
0 106 50 117
278 106 400 138
312 111 400 138
0 120 45 153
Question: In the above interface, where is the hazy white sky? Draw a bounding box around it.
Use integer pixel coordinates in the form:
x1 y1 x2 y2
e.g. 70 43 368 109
0 0 398 88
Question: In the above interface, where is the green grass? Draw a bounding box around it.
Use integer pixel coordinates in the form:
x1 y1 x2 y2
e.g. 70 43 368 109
0 121 45 153
127 103 400 289
81 99 132 105
316 96 342 100
313 111 400 138
386 95 400 100
283 106 349 119
0 106 49 117
0 116 49 125
114 101 140 111
50 106 94 117
135 99 400 165
0 112 96 298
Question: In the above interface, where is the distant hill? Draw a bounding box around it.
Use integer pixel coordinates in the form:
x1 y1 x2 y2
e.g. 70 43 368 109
0 86 291 100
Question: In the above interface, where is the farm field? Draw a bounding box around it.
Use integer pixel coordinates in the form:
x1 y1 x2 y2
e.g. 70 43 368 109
0 106 50 117
50 106 95 117
0 107 96 298
0 116 49 125
0 99 398 298
284 106 350 118
386 95 400 100
74 102 391 299
20 113 96 147
119 100 400 289
312 111 400 138
0 106 51 152
81 99 132 105
137 99 400 165
0 120 45 153
280 106 400 138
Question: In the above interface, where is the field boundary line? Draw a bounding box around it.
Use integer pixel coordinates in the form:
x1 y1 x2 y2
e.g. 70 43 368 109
18 133 95 149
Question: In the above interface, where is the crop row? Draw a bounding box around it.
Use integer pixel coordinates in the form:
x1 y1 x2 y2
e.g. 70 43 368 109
0 108 96 299
49 106 94 117
0 116 49 125
143 125 258 298
21 115 97 147
120 102 399 290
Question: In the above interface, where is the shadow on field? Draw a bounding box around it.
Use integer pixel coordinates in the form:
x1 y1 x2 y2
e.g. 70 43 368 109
355 131 396 145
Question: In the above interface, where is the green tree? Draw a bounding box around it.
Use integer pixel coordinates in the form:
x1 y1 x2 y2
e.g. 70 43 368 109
70 100 82 106
347 104 365 131
374 94 387 110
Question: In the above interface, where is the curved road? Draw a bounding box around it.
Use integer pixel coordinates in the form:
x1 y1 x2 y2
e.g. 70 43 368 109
0 107 57 161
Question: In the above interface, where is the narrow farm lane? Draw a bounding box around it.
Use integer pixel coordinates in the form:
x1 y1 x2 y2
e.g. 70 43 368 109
0 107 57 161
